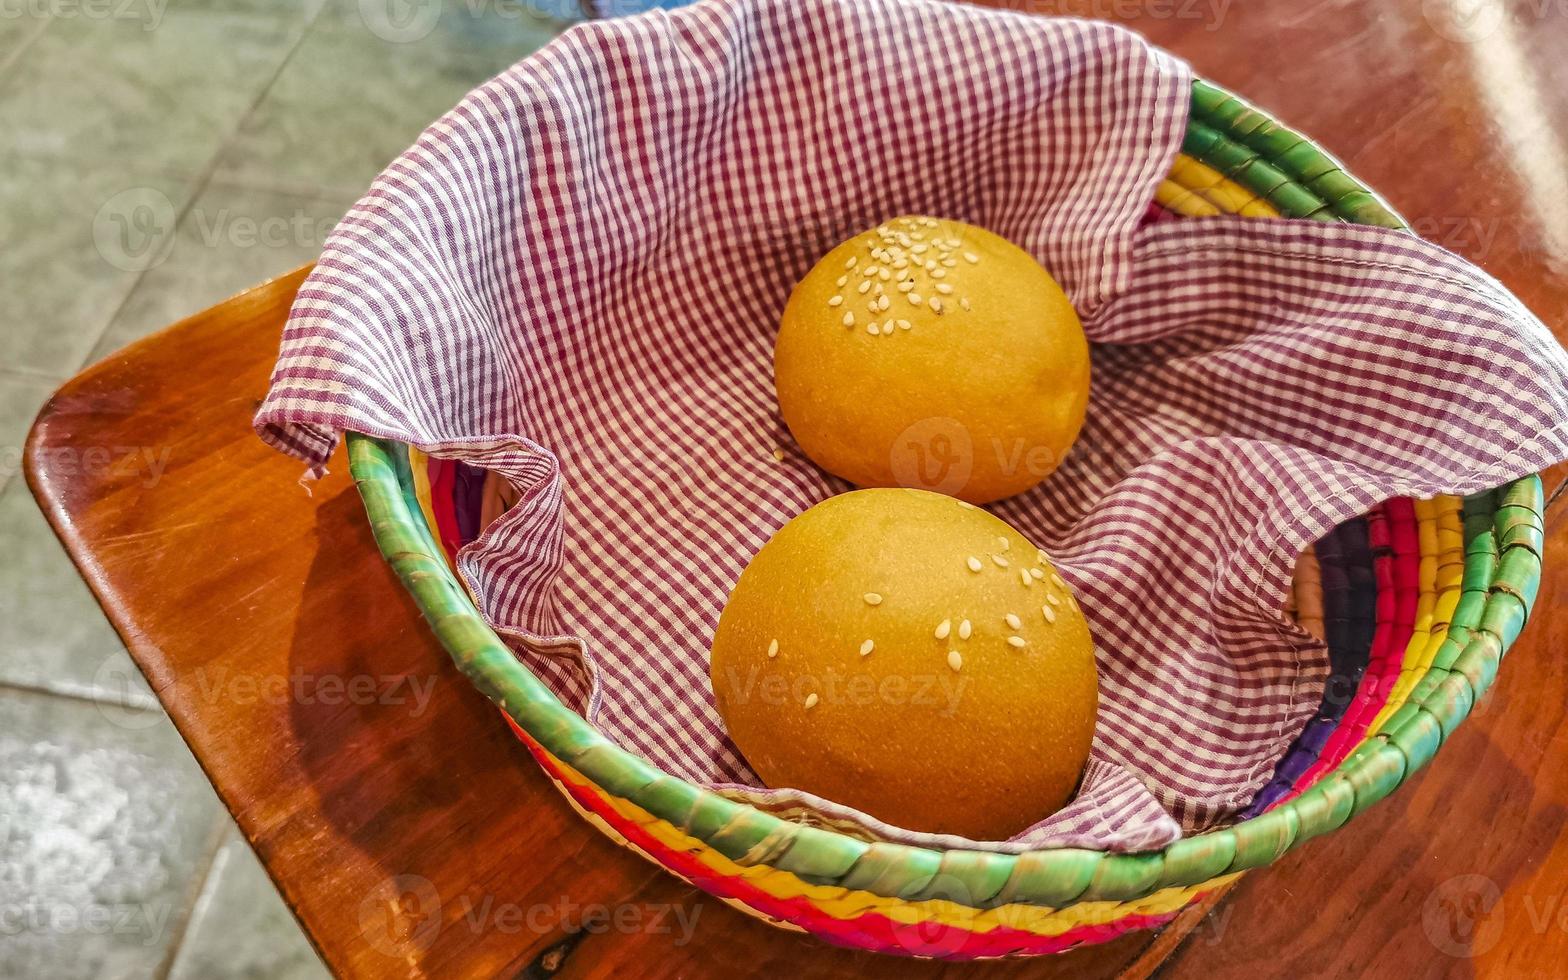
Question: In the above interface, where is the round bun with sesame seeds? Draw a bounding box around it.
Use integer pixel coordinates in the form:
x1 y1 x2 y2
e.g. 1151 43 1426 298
774 216 1090 505
709 488 1098 841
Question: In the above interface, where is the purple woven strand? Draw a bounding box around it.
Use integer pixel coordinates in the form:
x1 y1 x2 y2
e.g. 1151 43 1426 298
1240 516 1376 818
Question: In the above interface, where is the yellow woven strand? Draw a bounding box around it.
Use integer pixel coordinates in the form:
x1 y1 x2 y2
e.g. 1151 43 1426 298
542 751 1233 937
1155 179 1222 217
1370 496 1463 732
1166 155 1281 218
407 447 443 552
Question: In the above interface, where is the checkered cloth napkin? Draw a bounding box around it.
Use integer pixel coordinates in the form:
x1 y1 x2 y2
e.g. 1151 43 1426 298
256 0 1568 851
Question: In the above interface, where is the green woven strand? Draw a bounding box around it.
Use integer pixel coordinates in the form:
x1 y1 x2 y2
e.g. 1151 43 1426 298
1187 79 1406 229
994 849 1102 907
1155 833 1239 888
1077 852 1165 903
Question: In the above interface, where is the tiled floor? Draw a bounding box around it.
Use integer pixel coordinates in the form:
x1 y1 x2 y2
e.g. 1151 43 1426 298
0 3 572 976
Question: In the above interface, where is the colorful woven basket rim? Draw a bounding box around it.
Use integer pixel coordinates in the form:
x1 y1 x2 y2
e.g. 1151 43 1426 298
343 78 1546 913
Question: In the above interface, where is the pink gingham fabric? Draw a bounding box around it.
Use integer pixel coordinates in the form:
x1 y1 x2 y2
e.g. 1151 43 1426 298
256 0 1568 852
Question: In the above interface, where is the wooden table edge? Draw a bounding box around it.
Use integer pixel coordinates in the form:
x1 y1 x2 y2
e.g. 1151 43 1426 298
19 260 1229 977
22 262 314 570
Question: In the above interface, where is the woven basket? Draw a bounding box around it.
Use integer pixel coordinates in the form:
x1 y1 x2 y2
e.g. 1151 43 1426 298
345 79 1546 958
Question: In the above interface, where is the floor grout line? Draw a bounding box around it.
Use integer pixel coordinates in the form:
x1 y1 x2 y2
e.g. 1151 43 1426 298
0 13 51 82
151 818 236 980
0 675 162 714
0 363 64 383
68 5 326 374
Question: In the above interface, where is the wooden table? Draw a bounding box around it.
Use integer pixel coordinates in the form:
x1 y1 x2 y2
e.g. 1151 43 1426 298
25 1 1568 975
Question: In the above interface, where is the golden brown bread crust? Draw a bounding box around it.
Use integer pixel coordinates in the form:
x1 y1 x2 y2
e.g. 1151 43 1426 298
774 216 1089 505
710 488 1098 841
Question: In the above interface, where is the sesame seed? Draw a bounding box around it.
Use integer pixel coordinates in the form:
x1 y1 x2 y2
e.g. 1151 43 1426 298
1008 636 1027 648
959 619 972 640
966 556 983 572
877 294 891 311
931 268 947 279
911 243 928 254
768 639 779 657
964 252 979 263
805 692 819 709
1005 613 1022 630
864 592 883 606
1020 570 1032 586
942 257 957 267
843 311 855 327
959 297 971 311
836 275 848 287
956 500 975 509
997 537 1010 551
772 447 785 462
1029 567 1044 580
936 283 954 294
1046 592 1061 607
992 554 1009 567
846 256 858 268
878 268 891 281
897 319 912 330
1042 604 1057 624
867 323 880 336
1037 550 1049 565
858 280 871 294
925 260 937 270
860 639 874 656
1051 573 1066 589
947 650 963 672
828 295 843 307
863 265 878 277
935 619 951 640
892 258 908 269
897 280 914 293
909 293 923 305
929 297 943 313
